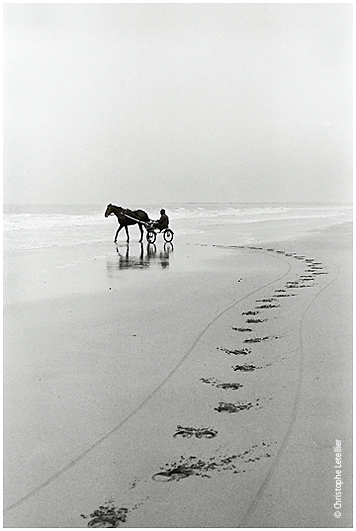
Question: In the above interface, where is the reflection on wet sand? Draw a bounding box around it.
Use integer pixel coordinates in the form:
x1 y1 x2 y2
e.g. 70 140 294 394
106 243 173 274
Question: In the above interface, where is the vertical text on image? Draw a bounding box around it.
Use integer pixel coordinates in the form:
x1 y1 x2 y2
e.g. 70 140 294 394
333 439 342 519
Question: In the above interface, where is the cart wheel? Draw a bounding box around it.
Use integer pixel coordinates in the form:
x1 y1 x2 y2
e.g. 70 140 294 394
164 229 174 242
147 231 156 244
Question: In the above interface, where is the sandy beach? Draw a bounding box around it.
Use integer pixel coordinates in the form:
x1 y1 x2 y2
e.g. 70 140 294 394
3 215 352 528
4 1 353 527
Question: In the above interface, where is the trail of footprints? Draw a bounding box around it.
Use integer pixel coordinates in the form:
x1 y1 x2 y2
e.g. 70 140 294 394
82 248 328 527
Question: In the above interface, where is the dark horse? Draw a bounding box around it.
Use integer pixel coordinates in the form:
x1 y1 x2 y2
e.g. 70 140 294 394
104 204 150 243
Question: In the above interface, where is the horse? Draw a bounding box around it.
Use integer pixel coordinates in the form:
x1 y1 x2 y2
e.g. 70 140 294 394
104 204 150 243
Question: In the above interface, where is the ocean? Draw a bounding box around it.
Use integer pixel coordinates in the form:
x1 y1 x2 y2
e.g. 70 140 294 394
3 203 352 252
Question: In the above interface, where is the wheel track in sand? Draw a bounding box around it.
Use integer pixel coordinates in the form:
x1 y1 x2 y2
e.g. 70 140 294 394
4 246 292 515
5 246 337 522
239 254 339 527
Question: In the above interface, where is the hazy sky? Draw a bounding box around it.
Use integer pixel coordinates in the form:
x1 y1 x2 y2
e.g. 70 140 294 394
4 3 353 205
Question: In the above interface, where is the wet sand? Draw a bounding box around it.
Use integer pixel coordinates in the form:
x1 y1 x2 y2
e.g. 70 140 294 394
3 220 352 527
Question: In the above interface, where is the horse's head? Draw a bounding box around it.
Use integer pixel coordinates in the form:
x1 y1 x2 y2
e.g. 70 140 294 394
105 204 113 217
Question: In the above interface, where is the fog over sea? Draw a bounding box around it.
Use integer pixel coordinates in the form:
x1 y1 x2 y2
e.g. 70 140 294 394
4 203 352 252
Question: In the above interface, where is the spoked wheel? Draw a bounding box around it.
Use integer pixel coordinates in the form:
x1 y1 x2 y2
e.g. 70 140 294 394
163 229 174 242
146 230 157 244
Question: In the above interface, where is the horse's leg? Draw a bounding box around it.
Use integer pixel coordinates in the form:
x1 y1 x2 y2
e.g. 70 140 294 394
125 225 130 242
114 224 123 243
138 223 144 243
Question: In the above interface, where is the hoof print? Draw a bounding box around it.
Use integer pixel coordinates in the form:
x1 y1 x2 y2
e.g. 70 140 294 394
88 517 117 528
256 304 280 309
155 443 275 482
218 382 243 390
173 430 193 439
200 377 242 391
85 504 128 528
232 364 258 372
152 466 194 482
174 425 218 439
214 399 260 413
218 347 251 356
243 337 266 343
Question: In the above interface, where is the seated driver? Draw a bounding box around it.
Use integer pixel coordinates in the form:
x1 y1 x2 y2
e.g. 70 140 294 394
153 209 169 231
